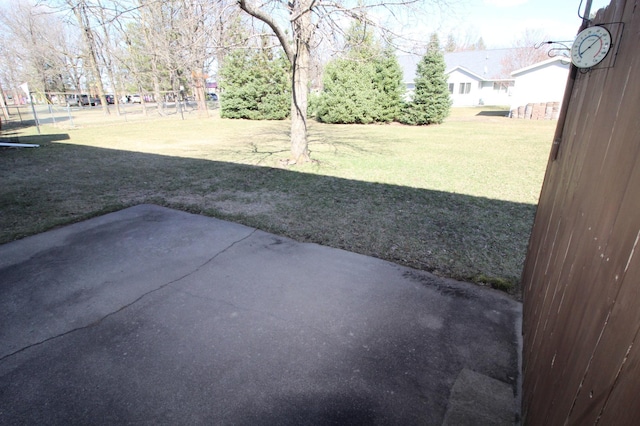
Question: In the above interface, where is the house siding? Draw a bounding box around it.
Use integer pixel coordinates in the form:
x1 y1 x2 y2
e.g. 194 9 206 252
446 69 512 107
477 81 513 106
447 69 482 106
399 50 548 108
510 60 570 112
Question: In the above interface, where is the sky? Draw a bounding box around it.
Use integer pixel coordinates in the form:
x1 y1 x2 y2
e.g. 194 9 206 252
0 0 614 51
446 0 612 48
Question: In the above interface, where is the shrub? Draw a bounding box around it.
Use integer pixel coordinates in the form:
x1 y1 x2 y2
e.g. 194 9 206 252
219 48 290 120
315 22 403 124
400 33 451 125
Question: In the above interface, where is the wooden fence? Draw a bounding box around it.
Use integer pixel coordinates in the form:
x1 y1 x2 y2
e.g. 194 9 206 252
521 0 640 424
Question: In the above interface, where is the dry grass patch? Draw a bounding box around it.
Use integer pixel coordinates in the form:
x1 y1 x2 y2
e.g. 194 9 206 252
0 107 555 296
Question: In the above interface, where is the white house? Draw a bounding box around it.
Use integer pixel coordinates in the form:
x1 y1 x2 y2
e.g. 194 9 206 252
399 49 570 111
509 57 570 114
444 49 516 107
399 49 517 107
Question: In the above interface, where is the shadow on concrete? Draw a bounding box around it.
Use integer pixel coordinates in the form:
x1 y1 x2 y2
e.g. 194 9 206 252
0 204 522 424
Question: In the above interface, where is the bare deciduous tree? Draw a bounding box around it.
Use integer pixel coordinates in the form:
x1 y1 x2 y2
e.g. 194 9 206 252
0 80 10 120
118 0 228 114
0 1 72 99
94 0 125 114
68 0 110 113
500 28 551 77
0 32 24 106
238 0 314 163
237 0 445 163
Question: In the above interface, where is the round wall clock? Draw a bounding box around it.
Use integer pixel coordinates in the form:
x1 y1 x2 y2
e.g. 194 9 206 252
571 26 612 69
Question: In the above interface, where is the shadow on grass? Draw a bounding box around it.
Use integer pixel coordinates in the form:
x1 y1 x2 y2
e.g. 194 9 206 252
0 133 71 144
476 110 510 117
1 119 40 135
0 141 535 295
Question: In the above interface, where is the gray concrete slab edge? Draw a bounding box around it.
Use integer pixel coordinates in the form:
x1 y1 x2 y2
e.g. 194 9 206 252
0 205 522 425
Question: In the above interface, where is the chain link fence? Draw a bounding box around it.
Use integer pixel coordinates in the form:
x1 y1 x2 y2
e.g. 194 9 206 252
2 92 219 130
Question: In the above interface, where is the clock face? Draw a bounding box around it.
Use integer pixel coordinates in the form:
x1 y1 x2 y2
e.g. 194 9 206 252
571 26 612 69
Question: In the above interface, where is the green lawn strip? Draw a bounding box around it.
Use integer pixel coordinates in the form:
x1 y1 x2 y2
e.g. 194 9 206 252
0 108 555 296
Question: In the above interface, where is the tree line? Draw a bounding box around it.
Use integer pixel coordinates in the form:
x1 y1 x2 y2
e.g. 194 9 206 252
2 1 517 162
220 23 451 127
0 0 239 116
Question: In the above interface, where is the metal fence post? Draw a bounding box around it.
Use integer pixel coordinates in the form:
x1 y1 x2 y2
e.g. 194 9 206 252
29 94 40 134
49 104 57 126
67 105 75 127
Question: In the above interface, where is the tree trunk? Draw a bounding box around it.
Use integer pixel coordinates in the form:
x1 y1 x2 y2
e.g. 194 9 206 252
73 0 109 115
153 73 164 116
290 43 310 162
238 0 312 163
104 64 119 115
289 0 312 163
138 84 147 115
142 9 164 117
0 83 9 120
192 69 208 114
97 1 120 115
12 89 21 105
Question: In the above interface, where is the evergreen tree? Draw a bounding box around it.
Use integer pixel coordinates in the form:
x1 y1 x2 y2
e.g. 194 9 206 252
219 48 290 120
373 46 404 122
400 33 451 125
315 21 403 124
316 58 377 124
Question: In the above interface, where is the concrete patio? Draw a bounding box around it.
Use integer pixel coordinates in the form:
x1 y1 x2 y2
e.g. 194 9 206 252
0 205 521 424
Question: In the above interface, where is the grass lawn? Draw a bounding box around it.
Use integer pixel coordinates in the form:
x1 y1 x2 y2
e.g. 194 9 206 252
0 106 555 296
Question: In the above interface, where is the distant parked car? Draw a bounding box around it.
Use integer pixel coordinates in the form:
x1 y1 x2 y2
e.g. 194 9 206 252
105 94 115 104
207 93 218 101
89 96 101 106
131 94 141 103
66 94 81 107
66 94 90 107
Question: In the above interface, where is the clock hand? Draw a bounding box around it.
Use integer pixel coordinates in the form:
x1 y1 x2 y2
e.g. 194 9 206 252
580 36 603 56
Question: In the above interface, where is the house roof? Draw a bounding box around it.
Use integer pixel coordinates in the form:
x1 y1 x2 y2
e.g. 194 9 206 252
443 49 515 79
398 48 519 85
445 65 485 81
397 54 421 84
511 56 570 76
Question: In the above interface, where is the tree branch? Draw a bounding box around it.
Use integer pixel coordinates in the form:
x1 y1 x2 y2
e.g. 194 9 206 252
237 0 293 62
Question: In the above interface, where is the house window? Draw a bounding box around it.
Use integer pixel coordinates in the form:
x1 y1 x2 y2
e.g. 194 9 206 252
459 82 471 94
493 81 514 94
448 83 454 94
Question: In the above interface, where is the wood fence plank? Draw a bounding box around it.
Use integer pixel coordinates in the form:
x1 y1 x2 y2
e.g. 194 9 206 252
521 0 640 423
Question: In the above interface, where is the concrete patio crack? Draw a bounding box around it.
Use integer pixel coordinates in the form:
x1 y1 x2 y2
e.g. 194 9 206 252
0 228 258 364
